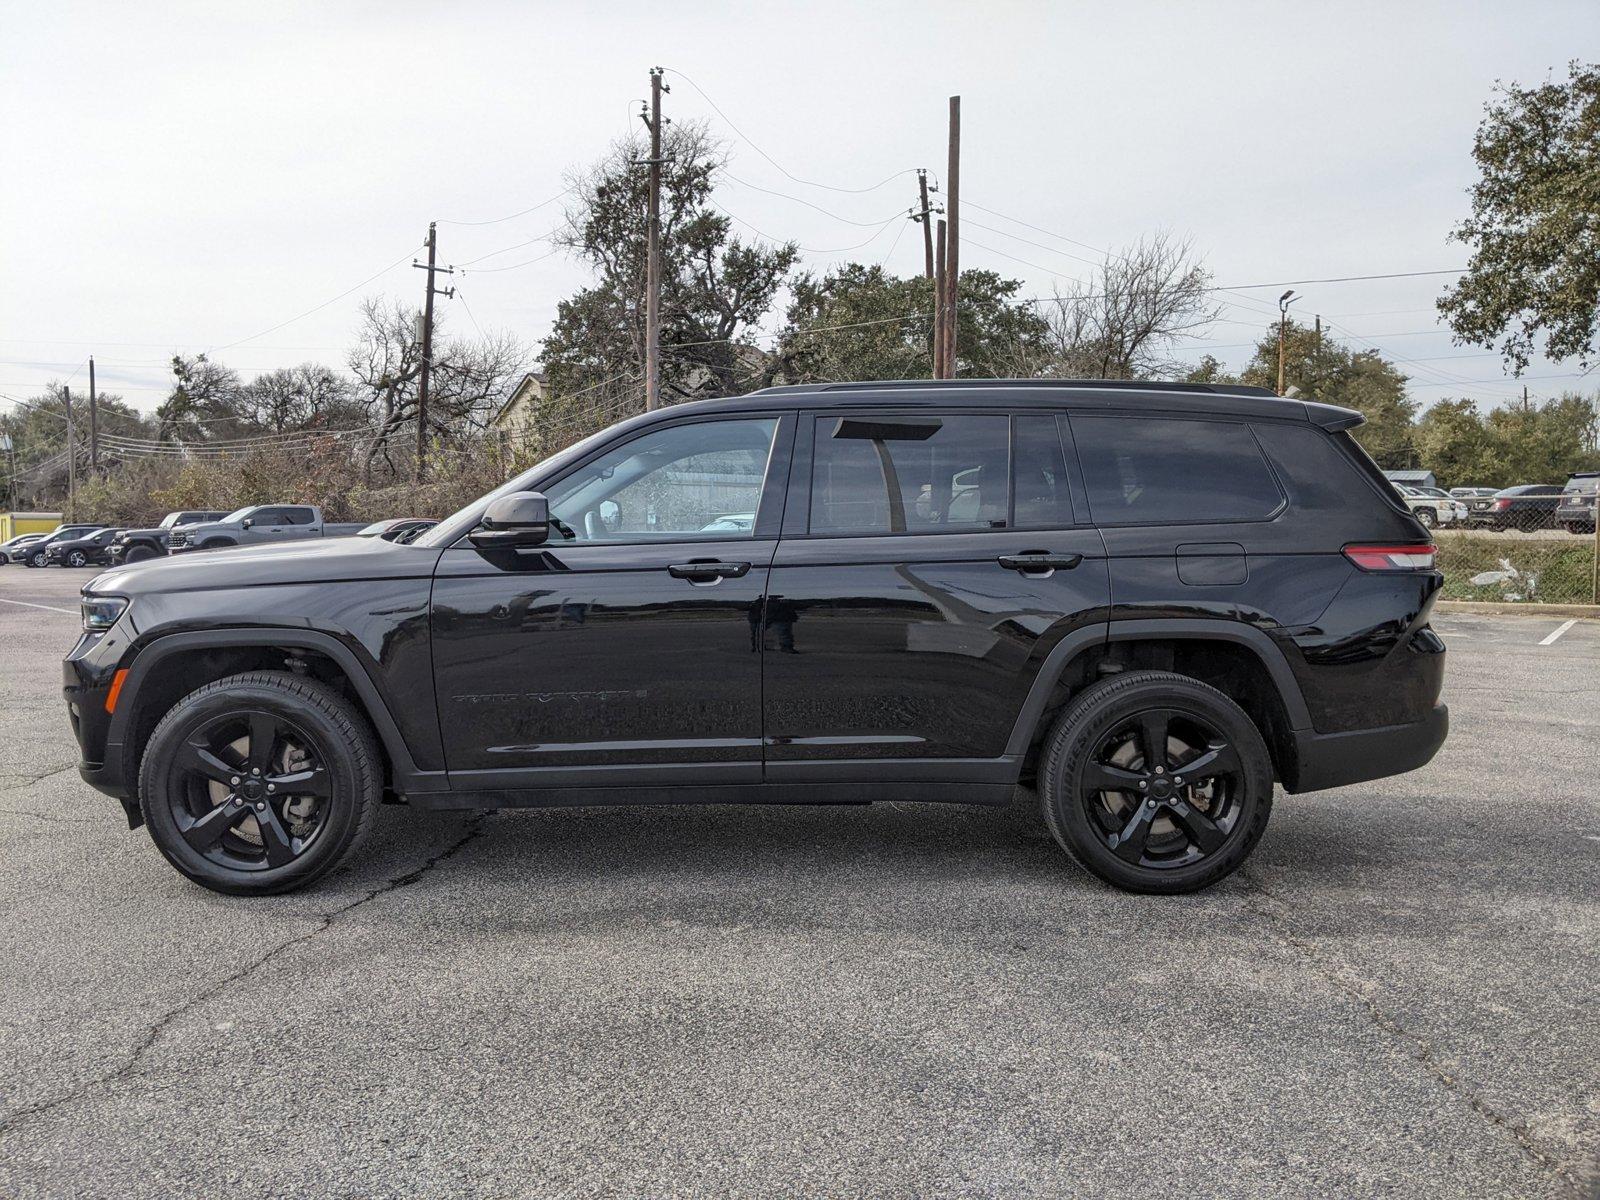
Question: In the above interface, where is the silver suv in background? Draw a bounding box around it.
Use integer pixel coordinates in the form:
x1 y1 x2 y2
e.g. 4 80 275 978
1392 484 1464 530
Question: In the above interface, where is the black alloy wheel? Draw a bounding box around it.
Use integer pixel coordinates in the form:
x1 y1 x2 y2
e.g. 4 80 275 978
139 672 380 895
1040 671 1273 893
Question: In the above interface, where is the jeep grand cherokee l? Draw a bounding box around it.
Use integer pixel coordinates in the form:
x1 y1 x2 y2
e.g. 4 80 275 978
65 381 1448 896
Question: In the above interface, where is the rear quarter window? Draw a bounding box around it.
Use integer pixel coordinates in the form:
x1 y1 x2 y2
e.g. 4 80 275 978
1073 415 1283 525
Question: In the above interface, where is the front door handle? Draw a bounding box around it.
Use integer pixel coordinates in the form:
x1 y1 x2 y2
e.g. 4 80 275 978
668 560 751 584
998 552 1084 575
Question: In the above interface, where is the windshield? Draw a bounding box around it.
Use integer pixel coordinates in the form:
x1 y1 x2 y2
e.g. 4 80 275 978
357 520 392 536
219 506 255 523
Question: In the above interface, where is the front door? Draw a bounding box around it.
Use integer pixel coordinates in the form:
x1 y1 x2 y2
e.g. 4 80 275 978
431 414 792 791
762 409 1110 784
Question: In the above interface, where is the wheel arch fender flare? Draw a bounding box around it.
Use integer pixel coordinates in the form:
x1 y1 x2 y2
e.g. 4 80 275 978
1004 618 1312 759
108 628 424 785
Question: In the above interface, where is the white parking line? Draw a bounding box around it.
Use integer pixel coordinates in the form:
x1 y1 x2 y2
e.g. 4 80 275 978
0 597 77 616
1539 619 1578 646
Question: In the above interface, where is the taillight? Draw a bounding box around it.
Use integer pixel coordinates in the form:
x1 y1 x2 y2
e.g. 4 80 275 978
1344 544 1436 571
1492 498 1510 510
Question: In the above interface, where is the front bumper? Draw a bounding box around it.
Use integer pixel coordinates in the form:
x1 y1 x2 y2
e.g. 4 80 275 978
1287 703 1449 793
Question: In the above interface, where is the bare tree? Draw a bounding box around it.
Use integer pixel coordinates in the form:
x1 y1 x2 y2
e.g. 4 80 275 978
1034 234 1220 379
348 297 529 481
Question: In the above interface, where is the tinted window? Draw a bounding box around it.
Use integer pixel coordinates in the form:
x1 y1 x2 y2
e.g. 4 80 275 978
546 417 778 542
1075 416 1283 525
809 414 1009 535
281 507 316 525
1013 414 1076 526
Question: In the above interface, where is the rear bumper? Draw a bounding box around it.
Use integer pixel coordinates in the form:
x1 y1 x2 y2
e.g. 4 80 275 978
1286 703 1448 793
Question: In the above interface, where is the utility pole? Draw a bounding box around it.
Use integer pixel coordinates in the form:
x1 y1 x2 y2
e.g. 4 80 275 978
643 67 668 410
933 219 947 378
914 169 936 279
412 222 455 481
1277 290 1298 395
88 355 99 472
942 96 961 378
64 385 76 521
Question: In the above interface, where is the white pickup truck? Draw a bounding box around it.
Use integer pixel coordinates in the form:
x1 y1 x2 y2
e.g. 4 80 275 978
166 505 367 553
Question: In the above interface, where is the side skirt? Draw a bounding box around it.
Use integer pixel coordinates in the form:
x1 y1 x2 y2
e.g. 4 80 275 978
413 780 1017 811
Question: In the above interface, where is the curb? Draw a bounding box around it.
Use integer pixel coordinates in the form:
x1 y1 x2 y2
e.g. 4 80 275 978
1435 600 1600 618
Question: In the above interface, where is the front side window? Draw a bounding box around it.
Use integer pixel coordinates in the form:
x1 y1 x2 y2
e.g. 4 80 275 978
545 418 779 542
1075 415 1284 525
809 413 1010 535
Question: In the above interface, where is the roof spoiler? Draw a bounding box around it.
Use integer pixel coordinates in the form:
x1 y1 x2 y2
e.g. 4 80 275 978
1302 400 1364 431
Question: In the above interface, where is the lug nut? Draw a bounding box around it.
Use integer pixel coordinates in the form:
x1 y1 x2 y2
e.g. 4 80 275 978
266 784 275 793
251 767 261 776
1155 766 1165 775
1138 780 1147 789
230 776 240 786
1174 776 1183 785
254 801 266 812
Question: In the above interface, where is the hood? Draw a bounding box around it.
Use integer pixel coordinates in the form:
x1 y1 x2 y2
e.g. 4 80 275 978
117 526 167 539
87 534 445 597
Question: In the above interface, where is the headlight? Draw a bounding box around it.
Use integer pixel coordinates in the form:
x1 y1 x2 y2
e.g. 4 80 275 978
81 596 129 632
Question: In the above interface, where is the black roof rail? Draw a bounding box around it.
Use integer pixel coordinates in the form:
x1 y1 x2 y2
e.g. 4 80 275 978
753 378 1280 398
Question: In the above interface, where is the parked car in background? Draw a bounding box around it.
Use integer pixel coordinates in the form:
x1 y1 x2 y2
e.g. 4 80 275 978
67 379 1447 898
1556 471 1598 535
45 527 125 568
1449 486 1498 500
109 511 231 565
166 505 367 553
356 518 437 544
1466 484 1564 531
0 533 46 565
17 525 107 567
1392 484 1462 529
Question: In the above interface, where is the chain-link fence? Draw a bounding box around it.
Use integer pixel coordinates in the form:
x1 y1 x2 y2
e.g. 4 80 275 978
1436 528 1600 605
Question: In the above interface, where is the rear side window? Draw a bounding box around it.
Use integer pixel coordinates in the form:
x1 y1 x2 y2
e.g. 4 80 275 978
282 507 316 525
1013 415 1076 526
809 414 1010 535
1073 416 1283 525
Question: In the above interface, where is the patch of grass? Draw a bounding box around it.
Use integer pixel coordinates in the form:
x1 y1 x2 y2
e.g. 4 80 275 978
1435 532 1596 603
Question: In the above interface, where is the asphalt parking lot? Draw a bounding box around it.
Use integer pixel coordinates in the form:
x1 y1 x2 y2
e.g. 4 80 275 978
0 565 1595 1199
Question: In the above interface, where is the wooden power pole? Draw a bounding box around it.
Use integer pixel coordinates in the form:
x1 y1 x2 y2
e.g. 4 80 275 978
644 67 666 411
916 169 935 279
88 356 99 473
412 222 454 481
941 96 961 378
933 220 947 378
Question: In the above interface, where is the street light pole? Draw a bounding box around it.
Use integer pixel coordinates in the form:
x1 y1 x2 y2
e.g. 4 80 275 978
1277 289 1298 396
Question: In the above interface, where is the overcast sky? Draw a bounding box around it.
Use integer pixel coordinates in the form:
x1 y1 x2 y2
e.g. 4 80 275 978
2 0 1595 418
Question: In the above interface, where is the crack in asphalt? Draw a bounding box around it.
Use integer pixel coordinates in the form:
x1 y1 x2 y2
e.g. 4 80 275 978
0 765 79 795
1243 873 1585 1191
0 807 97 825
0 812 491 1137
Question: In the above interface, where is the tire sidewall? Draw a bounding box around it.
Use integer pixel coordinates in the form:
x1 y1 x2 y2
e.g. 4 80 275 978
1044 675 1274 893
140 680 369 894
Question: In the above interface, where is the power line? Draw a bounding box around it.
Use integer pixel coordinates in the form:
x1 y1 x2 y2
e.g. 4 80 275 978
664 68 921 196
711 202 901 255
437 187 572 227
718 170 909 228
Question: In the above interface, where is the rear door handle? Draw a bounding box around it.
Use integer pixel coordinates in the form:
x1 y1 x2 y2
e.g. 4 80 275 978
668 560 751 583
998 552 1084 575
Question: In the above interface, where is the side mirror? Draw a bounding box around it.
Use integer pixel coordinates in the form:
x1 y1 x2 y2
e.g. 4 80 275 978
469 491 550 548
241 519 253 529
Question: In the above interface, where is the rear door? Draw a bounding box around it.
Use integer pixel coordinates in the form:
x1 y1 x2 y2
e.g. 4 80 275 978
761 408 1109 783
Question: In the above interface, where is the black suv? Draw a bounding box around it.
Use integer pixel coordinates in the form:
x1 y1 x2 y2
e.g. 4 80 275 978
65 381 1448 896
45 526 123 568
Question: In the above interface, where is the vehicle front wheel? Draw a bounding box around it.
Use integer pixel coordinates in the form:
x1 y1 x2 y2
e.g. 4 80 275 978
124 544 158 562
26 551 46 568
1039 670 1274 894
138 671 381 895
65 549 87 567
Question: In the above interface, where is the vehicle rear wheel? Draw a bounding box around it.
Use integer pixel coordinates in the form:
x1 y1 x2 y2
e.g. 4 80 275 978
1039 670 1274 894
1416 508 1436 529
138 671 381 895
124 544 158 562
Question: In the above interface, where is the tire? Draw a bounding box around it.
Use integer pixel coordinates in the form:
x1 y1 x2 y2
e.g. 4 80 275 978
1415 508 1436 529
65 550 87 568
26 550 46 568
138 671 381 896
1039 670 1274 894
125 544 158 563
